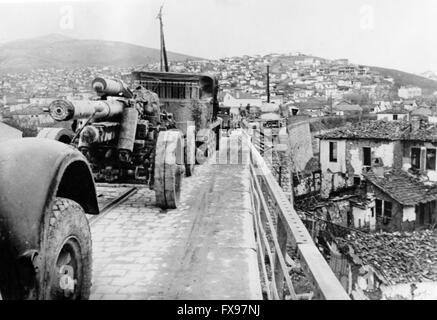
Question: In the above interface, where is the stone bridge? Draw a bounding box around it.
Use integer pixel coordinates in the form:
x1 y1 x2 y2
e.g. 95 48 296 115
88 130 349 300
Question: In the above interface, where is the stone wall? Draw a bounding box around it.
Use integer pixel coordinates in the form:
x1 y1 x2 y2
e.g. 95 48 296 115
287 120 313 172
268 150 292 198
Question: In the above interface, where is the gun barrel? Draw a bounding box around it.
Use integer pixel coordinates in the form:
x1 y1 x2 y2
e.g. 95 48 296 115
49 99 125 121
92 77 133 98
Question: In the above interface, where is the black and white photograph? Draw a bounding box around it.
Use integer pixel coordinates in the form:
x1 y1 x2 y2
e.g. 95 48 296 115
0 0 436 304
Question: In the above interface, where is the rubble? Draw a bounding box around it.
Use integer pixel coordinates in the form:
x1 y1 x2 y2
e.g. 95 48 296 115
336 230 437 285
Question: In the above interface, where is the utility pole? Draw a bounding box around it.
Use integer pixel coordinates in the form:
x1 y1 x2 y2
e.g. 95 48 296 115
157 5 169 72
266 65 270 103
330 93 333 114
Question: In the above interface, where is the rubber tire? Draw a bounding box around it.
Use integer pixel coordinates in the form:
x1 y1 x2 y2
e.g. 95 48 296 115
38 197 92 300
155 131 184 209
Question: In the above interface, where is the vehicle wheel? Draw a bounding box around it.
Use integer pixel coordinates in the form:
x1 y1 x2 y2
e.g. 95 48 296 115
155 131 184 209
185 126 196 177
0 198 92 300
38 197 92 300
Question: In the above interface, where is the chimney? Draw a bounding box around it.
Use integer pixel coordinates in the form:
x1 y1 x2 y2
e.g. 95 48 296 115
410 116 421 132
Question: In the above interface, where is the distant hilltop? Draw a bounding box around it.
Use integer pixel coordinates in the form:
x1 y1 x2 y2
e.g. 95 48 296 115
1 34 437 95
421 70 437 81
0 34 199 73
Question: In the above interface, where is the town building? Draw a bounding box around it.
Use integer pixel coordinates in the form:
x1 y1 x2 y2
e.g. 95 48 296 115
331 101 363 117
411 106 433 120
222 91 262 109
376 107 409 121
330 230 437 300
402 100 418 111
317 120 437 232
398 86 422 99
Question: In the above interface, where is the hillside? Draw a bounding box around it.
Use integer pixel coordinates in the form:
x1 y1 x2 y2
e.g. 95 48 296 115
421 70 437 81
0 34 198 73
267 54 437 96
368 66 437 95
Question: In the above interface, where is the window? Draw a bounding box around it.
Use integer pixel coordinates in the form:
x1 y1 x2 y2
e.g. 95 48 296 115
375 199 392 225
329 142 337 162
375 199 382 217
383 201 392 225
411 147 421 169
411 147 436 171
393 114 398 120
353 177 361 186
426 149 436 170
363 147 372 167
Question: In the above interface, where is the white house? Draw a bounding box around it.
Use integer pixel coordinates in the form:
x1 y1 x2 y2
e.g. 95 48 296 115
372 101 392 114
377 108 409 121
398 86 422 99
223 92 262 108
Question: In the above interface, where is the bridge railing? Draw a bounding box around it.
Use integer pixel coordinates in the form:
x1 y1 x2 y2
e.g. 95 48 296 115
243 131 350 300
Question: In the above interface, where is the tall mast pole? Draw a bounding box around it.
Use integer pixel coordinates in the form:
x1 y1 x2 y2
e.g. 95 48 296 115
267 65 270 103
157 5 169 72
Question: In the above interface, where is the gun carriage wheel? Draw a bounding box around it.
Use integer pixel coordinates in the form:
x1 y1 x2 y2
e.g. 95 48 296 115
154 130 185 209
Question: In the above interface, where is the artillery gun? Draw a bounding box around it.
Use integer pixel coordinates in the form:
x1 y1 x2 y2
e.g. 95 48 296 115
0 5 221 299
0 72 221 300
39 72 221 209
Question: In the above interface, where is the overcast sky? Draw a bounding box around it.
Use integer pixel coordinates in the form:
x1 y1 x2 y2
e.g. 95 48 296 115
0 0 436 74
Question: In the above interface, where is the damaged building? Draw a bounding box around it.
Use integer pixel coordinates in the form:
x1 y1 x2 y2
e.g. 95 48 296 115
316 120 437 232
330 230 437 300
287 118 322 198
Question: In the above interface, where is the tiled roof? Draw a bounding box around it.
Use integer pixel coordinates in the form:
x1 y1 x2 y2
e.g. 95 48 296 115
317 120 437 142
333 104 362 112
365 169 437 206
336 230 437 285
411 107 433 116
377 108 409 115
304 156 321 172
316 121 411 140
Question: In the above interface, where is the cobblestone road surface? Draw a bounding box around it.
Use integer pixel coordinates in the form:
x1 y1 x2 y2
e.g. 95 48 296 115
90 135 262 300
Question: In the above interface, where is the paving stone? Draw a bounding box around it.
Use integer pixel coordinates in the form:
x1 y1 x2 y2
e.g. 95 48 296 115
90 135 262 300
